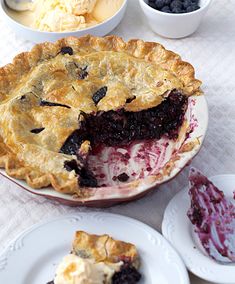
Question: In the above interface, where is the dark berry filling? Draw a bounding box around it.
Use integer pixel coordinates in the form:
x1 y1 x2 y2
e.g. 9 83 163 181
92 86 108 104
64 159 79 173
30 127 45 134
64 158 98 188
60 130 84 155
148 0 200 14
126 96 136 104
60 46 73 55
112 263 141 284
82 90 188 146
78 167 98 187
40 100 71 109
61 90 188 187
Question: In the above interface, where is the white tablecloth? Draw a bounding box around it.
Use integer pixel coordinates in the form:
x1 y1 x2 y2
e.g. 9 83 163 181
0 1 234 283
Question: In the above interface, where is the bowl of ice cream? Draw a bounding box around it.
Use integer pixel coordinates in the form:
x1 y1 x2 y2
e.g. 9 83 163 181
0 0 127 43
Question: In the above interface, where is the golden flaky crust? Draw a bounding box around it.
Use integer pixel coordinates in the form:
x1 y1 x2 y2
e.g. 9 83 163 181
72 231 139 268
0 35 202 196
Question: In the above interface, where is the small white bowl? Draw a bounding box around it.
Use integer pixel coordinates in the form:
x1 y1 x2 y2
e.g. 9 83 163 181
0 0 127 43
139 0 211 38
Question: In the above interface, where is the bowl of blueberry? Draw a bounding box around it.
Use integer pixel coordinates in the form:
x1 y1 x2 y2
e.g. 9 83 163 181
139 0 212 38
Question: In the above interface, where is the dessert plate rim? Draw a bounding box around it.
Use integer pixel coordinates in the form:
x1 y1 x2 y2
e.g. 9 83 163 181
0 212 190 284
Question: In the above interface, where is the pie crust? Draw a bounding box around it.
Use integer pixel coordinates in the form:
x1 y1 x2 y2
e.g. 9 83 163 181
0 35 202 196
72 231 140 268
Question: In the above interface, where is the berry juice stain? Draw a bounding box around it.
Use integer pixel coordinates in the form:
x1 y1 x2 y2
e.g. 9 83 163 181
188 168 235 263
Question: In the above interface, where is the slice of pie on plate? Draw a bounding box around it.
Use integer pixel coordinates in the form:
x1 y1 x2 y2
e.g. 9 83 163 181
48 231 141 284
0 35 204 200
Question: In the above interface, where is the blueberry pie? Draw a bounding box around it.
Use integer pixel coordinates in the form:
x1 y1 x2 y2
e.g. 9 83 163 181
0 35 202 196
48 231 141 284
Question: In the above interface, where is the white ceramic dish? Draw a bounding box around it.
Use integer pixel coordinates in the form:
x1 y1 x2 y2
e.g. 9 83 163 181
162 174 235 284
0 0 127 43
139 0 212 38
0 212 189 284
0 94 208 207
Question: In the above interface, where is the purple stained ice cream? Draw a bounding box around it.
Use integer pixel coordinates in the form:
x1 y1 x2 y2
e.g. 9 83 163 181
187 168 235 263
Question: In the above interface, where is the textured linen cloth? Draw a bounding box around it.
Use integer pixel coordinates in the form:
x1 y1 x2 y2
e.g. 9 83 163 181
0 1 235 283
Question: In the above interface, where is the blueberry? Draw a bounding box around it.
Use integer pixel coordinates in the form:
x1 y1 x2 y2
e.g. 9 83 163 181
117 173 129 182
172 7 184 13
183 0 199 9
161 5 171 12
163 0 171 5
183 0 192 8
60 46 73 55
154 0 165 9
148 2 156 8
170 0 183 9
92 86 108 104
186 4 200 12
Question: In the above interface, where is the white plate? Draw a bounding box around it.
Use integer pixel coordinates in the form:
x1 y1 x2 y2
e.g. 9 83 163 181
0 212 189 284
162 175 235 284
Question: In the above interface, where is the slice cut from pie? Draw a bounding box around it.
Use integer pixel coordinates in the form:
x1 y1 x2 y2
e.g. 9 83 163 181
0 35 202 196
48 231 141 284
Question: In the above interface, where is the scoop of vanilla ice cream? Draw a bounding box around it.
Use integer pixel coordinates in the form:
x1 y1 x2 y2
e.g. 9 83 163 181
63 0 98 15
34 7 86 32
33 0 98 32
54 254 104 284
54 254 122 284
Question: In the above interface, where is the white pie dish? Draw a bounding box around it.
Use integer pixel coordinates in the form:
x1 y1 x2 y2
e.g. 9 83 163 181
0 0 127 43
162 174 235 284
139 0 212 38
0 212 190 284
0 94 208 207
